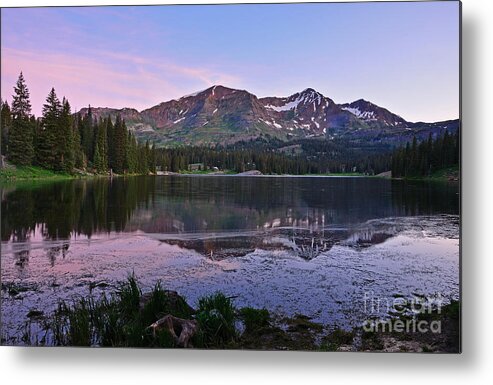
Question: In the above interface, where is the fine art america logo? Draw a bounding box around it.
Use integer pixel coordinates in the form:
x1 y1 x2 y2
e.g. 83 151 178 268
362 291 444 334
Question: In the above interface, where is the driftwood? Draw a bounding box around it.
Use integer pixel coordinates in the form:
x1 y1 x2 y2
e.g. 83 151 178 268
148 315 198 347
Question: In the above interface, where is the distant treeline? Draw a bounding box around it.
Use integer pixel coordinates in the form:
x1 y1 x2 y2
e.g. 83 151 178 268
156 138 393 175
390 130 459 178
155 132 459 176
157 146 318 174
1 72 156 174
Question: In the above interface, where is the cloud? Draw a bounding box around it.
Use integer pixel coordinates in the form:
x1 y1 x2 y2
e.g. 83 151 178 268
1 46 241 115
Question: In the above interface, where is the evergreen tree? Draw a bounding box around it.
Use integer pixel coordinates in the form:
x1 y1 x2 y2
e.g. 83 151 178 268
58 98 75 172
93 118 108 173
390 131 459 178
106 116 115 171
8 72 34 166
37 88 61 170
113 115 127 174
72 113 86 170
144 140 151 173
137 143 148 174
1 100 12 157
81 106 94 163
93 141 104 173
125 131 138 173
149 143 157 173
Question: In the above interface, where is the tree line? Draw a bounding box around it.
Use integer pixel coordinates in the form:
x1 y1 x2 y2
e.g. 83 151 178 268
1 72 156 175
156 146 318 174
390 130 459 178
155 138 393 175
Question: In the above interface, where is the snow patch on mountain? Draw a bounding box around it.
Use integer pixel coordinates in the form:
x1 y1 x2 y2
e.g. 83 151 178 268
180 89 207 99
341 106 376 120
265 98 302 112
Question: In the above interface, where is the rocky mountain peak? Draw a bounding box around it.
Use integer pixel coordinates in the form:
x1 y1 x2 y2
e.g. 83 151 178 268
341 99 407 127
77 85 457 147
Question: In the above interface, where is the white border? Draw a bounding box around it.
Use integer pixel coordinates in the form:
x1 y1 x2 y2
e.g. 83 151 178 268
2 0 493 384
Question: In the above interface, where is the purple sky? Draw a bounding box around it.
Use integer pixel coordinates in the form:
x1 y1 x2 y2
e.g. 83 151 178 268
1 2 460 121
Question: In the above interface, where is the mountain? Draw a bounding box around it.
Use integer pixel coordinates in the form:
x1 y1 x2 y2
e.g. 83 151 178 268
340 99 407 127
138 85 288 145
259 88 365 136
79 86 459 147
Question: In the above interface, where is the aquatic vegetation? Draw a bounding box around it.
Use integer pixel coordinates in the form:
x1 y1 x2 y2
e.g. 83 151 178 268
238 307 270 333
38 277 234 348
42 277 187 347
195 292 237 348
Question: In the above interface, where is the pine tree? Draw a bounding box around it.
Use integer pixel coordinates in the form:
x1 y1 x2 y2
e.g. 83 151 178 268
93 141 104 173
125 131 137 173
94 118 108 173
37 88 61 170
81 106 94 163
138 143 148 174
144 140 151 173
106 116 115 171
58 98 75 172
72 113 86 170
149 143 157 173
1 100 12 157
8 72 34 166
113 115 127 174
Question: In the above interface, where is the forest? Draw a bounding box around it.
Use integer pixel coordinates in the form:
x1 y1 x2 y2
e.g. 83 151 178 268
390 130 460 178
1 72 459 178
1 73 156 175
154 132 458 177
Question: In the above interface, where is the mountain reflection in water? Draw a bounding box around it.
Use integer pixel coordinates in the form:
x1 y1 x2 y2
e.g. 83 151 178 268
1 176 459 263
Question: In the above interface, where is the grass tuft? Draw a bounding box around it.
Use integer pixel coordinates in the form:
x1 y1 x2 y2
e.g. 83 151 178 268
194 292 237 347
239 307 270 334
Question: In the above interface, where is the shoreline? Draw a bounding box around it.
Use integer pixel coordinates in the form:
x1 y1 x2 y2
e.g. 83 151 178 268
4 277 459 352
1 165 459 183
0 165 153 184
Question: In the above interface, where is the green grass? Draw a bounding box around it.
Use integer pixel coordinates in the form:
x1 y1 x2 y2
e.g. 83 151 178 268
0 164 153 183
427 165 459 181
0 166 74 181
401 165 459 182
40 277 234 348
238 307 270 333
46 276 185 347
195 292 237 347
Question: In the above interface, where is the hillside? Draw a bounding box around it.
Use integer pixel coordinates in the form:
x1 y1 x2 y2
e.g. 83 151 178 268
79 85 459 148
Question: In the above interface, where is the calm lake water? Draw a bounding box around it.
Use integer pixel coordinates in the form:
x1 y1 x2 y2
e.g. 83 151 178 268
1 176 460 345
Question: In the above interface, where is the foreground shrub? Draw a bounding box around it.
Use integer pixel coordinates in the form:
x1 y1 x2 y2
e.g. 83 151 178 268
239 307 270 333
194 292 237 347
46 277 187 347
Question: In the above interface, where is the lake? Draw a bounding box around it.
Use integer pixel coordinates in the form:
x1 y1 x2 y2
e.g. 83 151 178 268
1 176 460 345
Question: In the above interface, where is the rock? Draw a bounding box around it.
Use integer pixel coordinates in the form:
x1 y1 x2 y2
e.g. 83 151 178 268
26 310 44 318
139 290 195 315
237 170 263 176
376 170 392 178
